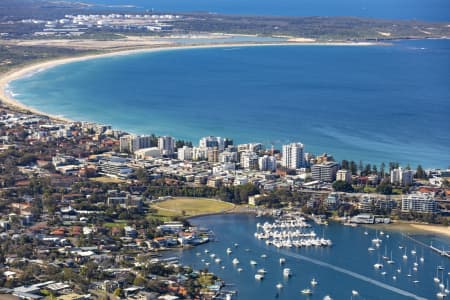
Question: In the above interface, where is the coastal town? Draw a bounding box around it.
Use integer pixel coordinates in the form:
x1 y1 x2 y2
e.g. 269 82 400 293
0 100 448 299
0 0 449 299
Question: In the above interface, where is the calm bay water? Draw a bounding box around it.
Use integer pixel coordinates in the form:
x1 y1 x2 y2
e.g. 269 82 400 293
62 0 450 21
167 214 450 300
9 40 450 168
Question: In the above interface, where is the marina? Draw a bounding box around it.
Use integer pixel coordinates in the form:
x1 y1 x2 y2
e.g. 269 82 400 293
169 213 449 299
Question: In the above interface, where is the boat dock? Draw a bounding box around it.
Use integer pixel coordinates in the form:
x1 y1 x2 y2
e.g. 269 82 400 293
430 244 450 258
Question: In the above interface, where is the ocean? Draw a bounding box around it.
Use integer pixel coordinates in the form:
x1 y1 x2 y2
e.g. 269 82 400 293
9 39 450 168
166 214 450 300
61 0 450 21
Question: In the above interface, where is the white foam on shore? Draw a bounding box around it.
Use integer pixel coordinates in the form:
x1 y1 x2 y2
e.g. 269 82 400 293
279 249 427 300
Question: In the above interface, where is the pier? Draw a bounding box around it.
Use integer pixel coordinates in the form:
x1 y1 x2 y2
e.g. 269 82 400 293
430 244 450 258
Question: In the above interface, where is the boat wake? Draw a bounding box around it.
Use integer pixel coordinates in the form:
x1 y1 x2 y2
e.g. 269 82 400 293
278 249 427 300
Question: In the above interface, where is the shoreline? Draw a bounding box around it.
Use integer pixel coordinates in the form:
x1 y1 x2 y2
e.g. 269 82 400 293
0 39 378 123
370 221 450 238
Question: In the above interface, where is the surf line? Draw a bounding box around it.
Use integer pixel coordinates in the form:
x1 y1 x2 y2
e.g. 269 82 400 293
278 249 427 300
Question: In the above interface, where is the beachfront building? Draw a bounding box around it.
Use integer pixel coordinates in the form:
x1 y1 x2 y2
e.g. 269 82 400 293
158 136 175 156
401 193 437 213
240 151 259 170
120 134 152 153
390 167 414 186
134 147 161 159
336 169 352 183
199 136 228 151
258 155 277 172
177 146 193 161
281 142 305 169
219 151 238 163
192 147 208 161
311 162 339 182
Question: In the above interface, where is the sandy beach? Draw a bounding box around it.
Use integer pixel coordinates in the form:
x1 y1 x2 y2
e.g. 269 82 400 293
375 222 450 238
0 38 378 123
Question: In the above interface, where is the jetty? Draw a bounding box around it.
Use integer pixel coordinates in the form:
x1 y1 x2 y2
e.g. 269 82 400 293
430 244 450 258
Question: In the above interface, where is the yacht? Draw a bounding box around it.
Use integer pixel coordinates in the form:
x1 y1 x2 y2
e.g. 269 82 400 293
374 263 383 269
276 283 283 289
283 268 292 277
250 260 257 265
226 248 232 255
352 290 359 296
237 268 243 272
402 247 408 260
261 254 268 258
301 288 313 295
232 258 240 264
387 251 395 264
323 295 332 300
311 278 318 286
255 273 264 280
279 257 286 264
258 268 267 274
215 258 221 264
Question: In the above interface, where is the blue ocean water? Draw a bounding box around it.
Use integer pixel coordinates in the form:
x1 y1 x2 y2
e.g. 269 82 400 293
168 214 450 300
62 0 450 21
9 39 450 168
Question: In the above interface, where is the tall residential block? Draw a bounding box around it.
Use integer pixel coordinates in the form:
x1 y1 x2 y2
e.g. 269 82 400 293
282 142 304 169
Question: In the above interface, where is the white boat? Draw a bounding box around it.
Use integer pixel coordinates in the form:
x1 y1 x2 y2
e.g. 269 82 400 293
374 263 383 269
436 292 446 299
196 252 201 256
215 258 221 264
387 251 395 264
226 248 232 255
276 283 283 289
261 254 268 258
258 268 267 274
225 294 232 300
210 253 216 258
420 256 424 262
380 231 384 235
381 271 387 275
411 248 416 255
234 243 239 247
204 249 209 253
352 290 359 296
397 268 402 273
368 247 376 252
279 257 286 264
413 280 420 284
364 231 368 235
392 276 397 280
402 247 408 260
283 268 292 277
434 268 441 283
323 295 332 300
237 267 243 272
311 278 318 286
301 288 313 295
255 273 264 280
232 258 240 264
250 260 257 266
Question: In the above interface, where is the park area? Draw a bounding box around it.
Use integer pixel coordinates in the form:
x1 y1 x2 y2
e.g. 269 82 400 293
151 197 235 218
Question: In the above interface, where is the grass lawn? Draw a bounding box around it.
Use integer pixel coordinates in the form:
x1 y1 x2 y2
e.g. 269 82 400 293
150 197 235 218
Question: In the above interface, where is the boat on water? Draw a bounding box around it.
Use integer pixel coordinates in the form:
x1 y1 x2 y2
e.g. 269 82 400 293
283 268 292 277
255 273 264 280
257 268 267 274
279 257 286 264
232 258 240 264
261 254 268 258
301 288 313 295
237 267 243 272
413 280 420 284
352 290 359 296
226 248 232 254
311 278 318 286
323 295 332 300
215 258 221 264
436 292 446 299
276 283 283 289
364 231 368 235
392 276 397 280
368 247 375 252
381 271 387 275
402 247 408 260
234 243 239 247
374 263 383 269
250 260 257 265
387 251 395 264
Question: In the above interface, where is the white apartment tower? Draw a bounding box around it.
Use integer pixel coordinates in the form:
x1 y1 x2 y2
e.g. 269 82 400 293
258 155 277 172
282 142 305 169
177 146 193 161
158 136 175 156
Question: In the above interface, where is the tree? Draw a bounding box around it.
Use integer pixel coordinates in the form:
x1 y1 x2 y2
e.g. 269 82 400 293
332 180 354 192
376 182 393 195
380 162 386 177
341 160 349 170
113 288 122 297
415 165 427 179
